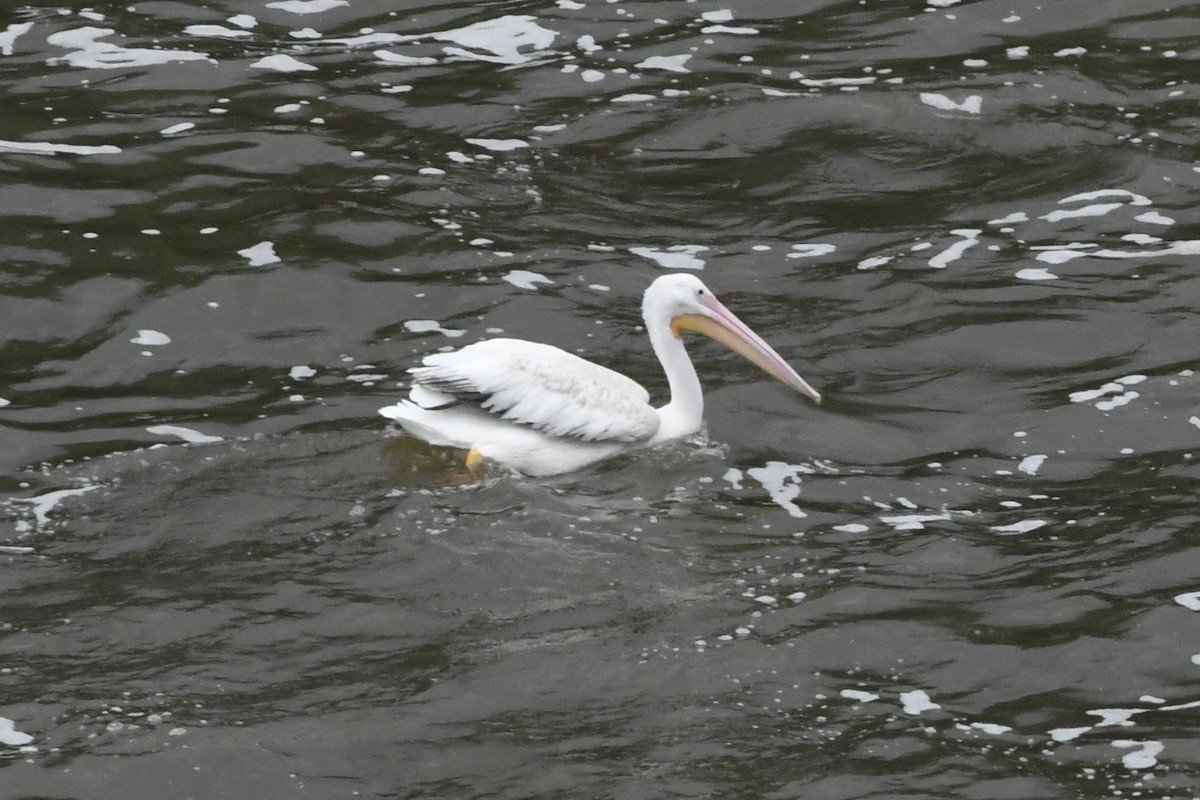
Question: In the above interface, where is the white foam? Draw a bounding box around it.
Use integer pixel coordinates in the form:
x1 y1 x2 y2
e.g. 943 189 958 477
700 10 734 22
47 27 211 69
636 54 691 73
238 241 280 266
1034 250 1087 265
0 717 32 747
146 425 224 445
328 32 402 47
574 35 600 54
1055 47 1087 57
1017 454 1046 475
919 93 982 114
0 138 121 156
502 270 553 290
612 93 656 103
265 0 348 13
856 255 893 270
630 245 707 270
251 54 317 72
228 14 257 29
992 519 1047 535
1041 203 1123 222
0 398 9 408
1049 727 1090 742
970 722 1012 735
879 512 950 531
788 243 836 258
405 320 465 337
580 69 604 83
130 330 170 346
1189 416 1200 431
465 138 528 152
373 50 437 66
787 591 807 602
1088 707 1143 727
1174 591 1200 611
289 365 316 380
1060 189 1152 206
701 25 759 35
0 22 33 56
1095 391 1138 411
1113 740 1163 769
1134 211 1174 225
799 77 875 88
1160 698 1200 712
12 485 100 530
160 122 195 135
1122 233 1163 245
746 461 812 519
833 523 868 533
1006 46 1029 59
754 595 778 606
722 467 743 490
428 16 556 65
841 689 879 703
1016 267 1058 281
989 211 1028 225
558 0 585 8
928 229 980 268
899 689 940 715
1069 382 1123 403
1040 240 1200 265
184 25 252 38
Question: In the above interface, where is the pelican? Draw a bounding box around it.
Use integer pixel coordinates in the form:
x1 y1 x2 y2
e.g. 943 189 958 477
379 273 821 476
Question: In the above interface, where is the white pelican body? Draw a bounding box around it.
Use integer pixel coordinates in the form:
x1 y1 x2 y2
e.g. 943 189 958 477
380 274 821 476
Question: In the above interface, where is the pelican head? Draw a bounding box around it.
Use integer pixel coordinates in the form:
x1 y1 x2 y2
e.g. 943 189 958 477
643 273 822 404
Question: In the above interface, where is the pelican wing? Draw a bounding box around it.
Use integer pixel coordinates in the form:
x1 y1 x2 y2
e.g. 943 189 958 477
408 338 659 443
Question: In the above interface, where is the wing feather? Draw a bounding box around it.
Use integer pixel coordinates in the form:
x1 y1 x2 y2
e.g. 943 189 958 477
408 339 659 443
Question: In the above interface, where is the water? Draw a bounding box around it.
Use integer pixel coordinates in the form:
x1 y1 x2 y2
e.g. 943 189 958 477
2 1 1198 797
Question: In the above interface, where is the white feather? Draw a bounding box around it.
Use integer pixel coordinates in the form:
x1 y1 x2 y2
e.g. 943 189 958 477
408 339 659 443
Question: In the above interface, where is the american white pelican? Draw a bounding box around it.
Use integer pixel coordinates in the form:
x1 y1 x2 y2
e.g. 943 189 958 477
380 273 821 476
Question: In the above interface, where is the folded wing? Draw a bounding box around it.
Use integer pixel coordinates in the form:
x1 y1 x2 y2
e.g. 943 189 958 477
408 338 660 443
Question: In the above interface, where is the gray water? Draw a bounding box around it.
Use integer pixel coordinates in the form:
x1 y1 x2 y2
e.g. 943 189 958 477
1 1 1198 798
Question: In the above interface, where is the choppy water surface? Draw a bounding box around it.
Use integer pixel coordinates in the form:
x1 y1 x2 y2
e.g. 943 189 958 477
2 1 1198 797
